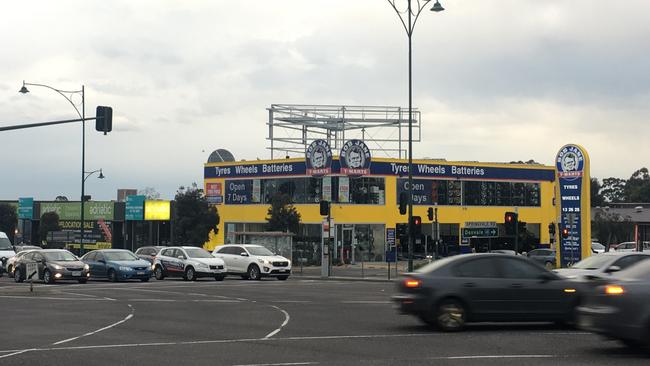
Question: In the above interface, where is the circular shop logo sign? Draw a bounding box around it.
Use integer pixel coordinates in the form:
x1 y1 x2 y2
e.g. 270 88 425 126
556 145 585 180
340 139 371 176
305 139 332 176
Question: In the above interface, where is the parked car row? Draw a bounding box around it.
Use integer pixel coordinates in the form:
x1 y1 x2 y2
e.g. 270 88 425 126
393 251 650 348
6 244 292 284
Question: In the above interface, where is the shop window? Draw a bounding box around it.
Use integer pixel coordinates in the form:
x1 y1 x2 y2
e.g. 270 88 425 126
344 177 385 205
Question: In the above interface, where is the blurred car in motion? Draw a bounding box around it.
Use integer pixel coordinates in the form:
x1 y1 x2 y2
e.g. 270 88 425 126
13 249 89 284
488 249 516 255
526 249 556 269
613 241 650 252
82 249 152 282
153 246 226 281
134 246 165 264
554 252 650 281
213 244 292 280
591 242 605 254
577 260 650 349
5 247 40 278
392 253 579 331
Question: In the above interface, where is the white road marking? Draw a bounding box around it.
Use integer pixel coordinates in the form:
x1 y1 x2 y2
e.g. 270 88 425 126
126 299 240 303
440 354 557 360
233 363 318 366
341 301 392 304
0 349 35 359
0 295 111 301
52 304 135 345
265 306 291 339
271 300 311 303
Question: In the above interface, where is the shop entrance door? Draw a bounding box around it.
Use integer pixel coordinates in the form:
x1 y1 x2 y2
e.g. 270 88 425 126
342 225 354 264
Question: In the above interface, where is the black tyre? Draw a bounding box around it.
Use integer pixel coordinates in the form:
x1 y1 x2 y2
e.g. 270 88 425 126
7 265 13 278
78 278 87 284
108 269 118 282
214 274 225 281
140 277 150 282
43 269 55 284
277 275 289 281
185 267 196 281
14 268 23 283
434 299 467 332
154 266 165 280
247 264 261 280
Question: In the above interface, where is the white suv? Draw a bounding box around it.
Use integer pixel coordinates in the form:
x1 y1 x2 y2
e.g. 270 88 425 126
153 246 227 281
213 244 291 280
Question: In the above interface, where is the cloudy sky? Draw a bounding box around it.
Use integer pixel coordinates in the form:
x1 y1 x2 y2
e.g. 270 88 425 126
1 0 649 201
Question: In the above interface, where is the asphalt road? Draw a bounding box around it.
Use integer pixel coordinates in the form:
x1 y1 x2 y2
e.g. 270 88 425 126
0 275 648 366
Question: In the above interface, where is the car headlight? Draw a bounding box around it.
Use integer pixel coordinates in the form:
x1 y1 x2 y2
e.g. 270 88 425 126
196 262 209 268
84 264 90 271
119 266 133 271
258 259 270 265
53 264 63 270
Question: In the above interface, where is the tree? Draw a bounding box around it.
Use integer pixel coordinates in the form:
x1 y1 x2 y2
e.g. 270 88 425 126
624 168 650 202
590 177 605 207
266 192 301 234
39 212 61 245
139 187 161 200
0 203 18 243
600 177 626 203
592 208 634 249
173 183 219 246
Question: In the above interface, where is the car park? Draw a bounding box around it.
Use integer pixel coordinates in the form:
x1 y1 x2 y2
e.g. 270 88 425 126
212 244 292 280
134 246 165 264
153 246 226 281
13 249 89 284
554 252 650 281
82 249 152 282
577 260 650 349
392 253 579 331
526 248 556 269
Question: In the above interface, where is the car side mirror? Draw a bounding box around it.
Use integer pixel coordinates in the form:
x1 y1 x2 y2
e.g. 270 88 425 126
605 265 621 274
240 252 249 257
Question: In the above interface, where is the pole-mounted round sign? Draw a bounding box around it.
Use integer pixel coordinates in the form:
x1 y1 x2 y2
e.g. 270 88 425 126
340 139 371 176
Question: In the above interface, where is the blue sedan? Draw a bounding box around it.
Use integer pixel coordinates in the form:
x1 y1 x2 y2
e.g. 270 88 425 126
82 249 152 282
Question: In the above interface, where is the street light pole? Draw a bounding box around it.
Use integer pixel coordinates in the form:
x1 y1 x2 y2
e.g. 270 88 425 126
20 81 87 254
387 0 444 272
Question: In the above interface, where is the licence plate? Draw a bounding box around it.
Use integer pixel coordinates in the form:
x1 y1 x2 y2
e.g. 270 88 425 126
281 269 289 272
137 271 145 275
72 271 81 277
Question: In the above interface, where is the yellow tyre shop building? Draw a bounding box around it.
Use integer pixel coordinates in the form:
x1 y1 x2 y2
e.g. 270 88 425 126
204 157 560 266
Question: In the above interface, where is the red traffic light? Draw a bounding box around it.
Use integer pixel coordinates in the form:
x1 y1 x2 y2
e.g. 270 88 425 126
414 216 421 225
561 227 570 239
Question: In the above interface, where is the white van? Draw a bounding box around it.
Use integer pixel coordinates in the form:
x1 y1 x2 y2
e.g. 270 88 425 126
0 232 16 275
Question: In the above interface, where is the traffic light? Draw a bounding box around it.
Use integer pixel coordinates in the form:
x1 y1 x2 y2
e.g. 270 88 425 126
561 227 570 239
427 207 434 221
95 106 113 135
548 222 556 236
411 216 422 236
319 200 330 216
504 211 517 235
398 192 408 215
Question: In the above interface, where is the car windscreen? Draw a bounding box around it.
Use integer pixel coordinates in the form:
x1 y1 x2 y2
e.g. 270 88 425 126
0 237 13 251
247 247 275 256
104 251 139 261
572 254 614 270
184 248 213 258
43 251 78 262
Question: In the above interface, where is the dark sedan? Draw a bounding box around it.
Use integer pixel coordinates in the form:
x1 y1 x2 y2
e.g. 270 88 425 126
392 253 580 331
577 261 650 349
13 249 89 284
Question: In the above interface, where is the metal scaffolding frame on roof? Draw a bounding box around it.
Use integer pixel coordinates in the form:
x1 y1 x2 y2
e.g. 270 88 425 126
267 104 421 159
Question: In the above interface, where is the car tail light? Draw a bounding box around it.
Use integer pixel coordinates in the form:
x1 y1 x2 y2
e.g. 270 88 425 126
605 285 625 295
404 278 421 288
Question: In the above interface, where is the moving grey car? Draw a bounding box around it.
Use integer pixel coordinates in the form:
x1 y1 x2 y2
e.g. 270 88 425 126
392 253 580 331
554 252 650 281
13 249 90 284
577 260 650 349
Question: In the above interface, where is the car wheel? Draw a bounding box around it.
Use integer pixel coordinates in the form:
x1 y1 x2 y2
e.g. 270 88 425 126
277 275 289 281
43 269 55 284
545 261 554 270
108 269 118 282
435 299 467 332
154 266 165 280
140 277 150 282
78 278 87 284
247 264 261 280
14 268 23 283
214 274 225 281
185 267 196 281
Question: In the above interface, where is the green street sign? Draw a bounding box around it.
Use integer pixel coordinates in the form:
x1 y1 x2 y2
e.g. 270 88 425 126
462 227 498 238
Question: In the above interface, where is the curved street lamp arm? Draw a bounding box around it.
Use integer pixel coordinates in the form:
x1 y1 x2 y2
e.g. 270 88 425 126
83 169 102 182
23 82 83 120
387 0 432 37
